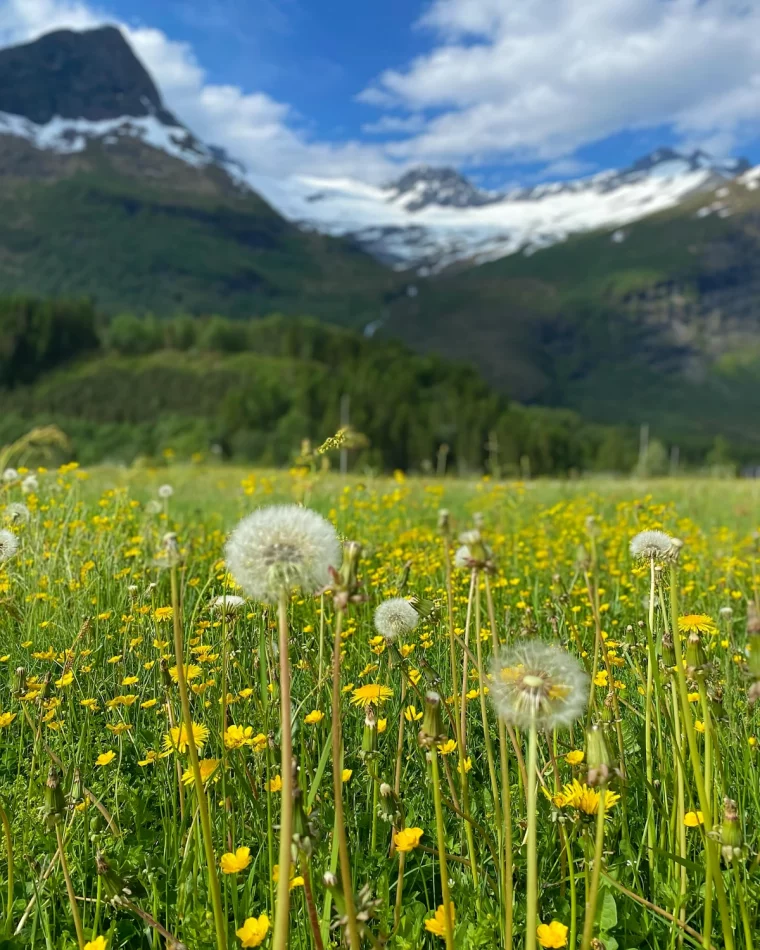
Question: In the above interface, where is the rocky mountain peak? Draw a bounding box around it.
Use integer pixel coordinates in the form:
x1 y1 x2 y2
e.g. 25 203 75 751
386 165 499 211
0 25 179 126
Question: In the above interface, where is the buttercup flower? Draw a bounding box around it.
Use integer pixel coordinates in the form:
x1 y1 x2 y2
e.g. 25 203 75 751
425 903 455 938
394 827 424 852
236 914 270 948
221 846 252 874
537 920 568 948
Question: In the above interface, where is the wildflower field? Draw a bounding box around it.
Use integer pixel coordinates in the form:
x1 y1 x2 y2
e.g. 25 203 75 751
0 465 759 950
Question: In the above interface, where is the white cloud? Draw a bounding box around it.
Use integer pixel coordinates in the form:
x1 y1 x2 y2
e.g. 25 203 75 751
0 0 395 181
362 0 760 166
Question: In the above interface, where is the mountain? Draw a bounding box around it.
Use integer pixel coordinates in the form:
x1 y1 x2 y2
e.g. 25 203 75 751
261 148 750 272
380 165 760 453
2 25 760 461
0 27 396 325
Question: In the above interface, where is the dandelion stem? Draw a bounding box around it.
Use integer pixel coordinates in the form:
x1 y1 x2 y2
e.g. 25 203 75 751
430 746 455 950
669 562 734 950
330 608 361 950
526 725 539 950
273 589 294 950
580 788 607 950
54 822 85 950
170 566 227 950
0 798 14 936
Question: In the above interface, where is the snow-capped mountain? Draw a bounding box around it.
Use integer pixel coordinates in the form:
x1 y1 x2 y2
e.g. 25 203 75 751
0 26 245 182
0 26 757 275
246 148 751 273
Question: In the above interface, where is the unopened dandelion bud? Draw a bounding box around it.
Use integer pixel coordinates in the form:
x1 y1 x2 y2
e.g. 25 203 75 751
323 871 338 889
362 706 378 755
575 544 590 571
377 783 401 824
292 786 313 857
410 595 438 622
585 515 599 538
419 691 445 747
70 767 83 804
44 766 65 826
160 657 172 689
591 939 606 950
720 798 743 863
586 724 612 787
13 666 26 696
686 631 707 676
437 509 450 533
661 631 675 667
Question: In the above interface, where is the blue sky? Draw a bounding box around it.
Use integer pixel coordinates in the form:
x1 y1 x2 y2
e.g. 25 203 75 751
3 0 760 185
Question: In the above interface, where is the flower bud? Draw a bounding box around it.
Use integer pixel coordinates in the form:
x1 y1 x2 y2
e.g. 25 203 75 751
437 509 450 534
720 798 743 864
586 724 612 787
361 706 378 756
686 631 707 677
661 631 675 668
44 766 65 827
419 691 446 748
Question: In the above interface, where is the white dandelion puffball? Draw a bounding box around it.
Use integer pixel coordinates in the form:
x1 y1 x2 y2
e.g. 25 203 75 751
374 598 419 641
489 641 588 730
157 484 174 499
225 505 341 603
145 499 162 515
629 530 679 561
2 468 18 483
20 475 38 495
210 595 246 613
454 545 473 569
4 503 30 525
0 529 19 563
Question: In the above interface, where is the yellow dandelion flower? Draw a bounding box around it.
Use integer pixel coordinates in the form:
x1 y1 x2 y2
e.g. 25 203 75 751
163 722 209 754
350 684 393 706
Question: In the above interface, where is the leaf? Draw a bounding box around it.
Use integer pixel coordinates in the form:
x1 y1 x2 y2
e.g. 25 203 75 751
307 734 332 809
597 889 618 932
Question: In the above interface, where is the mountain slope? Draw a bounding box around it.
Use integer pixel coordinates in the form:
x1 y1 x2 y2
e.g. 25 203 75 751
0 27 396 325
382 169 760 448
256 149 747 273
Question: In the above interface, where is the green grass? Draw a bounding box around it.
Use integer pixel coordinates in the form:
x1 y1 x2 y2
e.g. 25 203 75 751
0 466 758 948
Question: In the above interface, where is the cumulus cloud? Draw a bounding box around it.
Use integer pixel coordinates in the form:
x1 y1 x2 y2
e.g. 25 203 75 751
362 0 760 166
0 0 395 180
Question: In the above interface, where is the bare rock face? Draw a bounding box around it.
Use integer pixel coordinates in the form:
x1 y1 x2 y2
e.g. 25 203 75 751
0 25 179 126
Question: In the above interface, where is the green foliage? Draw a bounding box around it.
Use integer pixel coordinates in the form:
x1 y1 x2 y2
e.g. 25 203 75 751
0 302 638 474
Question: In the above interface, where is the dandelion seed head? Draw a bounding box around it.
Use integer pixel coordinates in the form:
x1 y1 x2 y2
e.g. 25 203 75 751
489 641 587 730
374 598 418 641
2 468 17 483
20 475 38 495
225 504 341 603
454 545 473 569
210 595 246 613
4 503 30 525
629 530 680 561
0 529 19 563
157 484 174 499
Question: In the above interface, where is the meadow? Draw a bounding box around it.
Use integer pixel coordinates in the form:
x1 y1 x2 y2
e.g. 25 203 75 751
0 462 758 950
